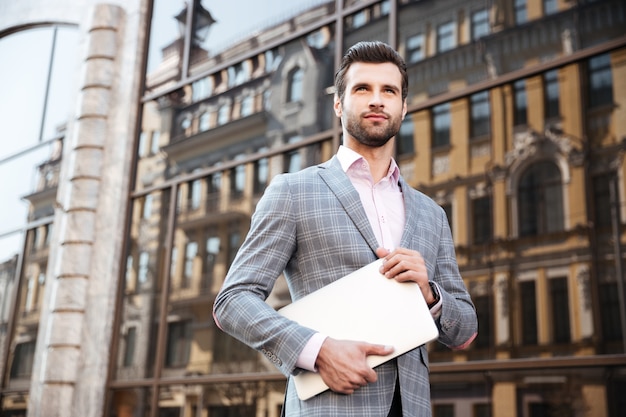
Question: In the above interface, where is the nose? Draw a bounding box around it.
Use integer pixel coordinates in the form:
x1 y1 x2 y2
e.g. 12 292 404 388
369 90 384 108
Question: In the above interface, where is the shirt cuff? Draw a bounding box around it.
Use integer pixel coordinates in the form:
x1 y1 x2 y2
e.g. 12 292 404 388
295 332 328 372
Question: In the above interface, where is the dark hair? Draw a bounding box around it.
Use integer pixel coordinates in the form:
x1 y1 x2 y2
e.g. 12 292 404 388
334 41 408 103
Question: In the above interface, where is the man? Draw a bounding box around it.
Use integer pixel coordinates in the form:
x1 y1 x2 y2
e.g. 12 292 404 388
213 41 478 416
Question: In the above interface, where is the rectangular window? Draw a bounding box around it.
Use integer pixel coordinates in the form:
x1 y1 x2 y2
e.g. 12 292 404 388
203 233 220 290
473 295 492 349
397 118 415 156
183 241 197 287
230 165 245 197
227 222 241 268
407 33 425 63
530 403 551 417
550 277 571 343
599 277 623 342
437 21 456 53
471 9 490 41
470 91 491 138
515 0 527 24
254 157 269 194
284 150 301 173
137 131 148 157
207 172 221 210
472 196 492 244
513 80 528 126
10 341 36 379
588 53 613 108
544 70 560 120
544 0 558 15
188 179 201 210
142 194 153 219
165 321 191 367
138 251 149 284
123 327 137 367
433 404 455 417
213 331 258 363
150 131 161 155
474 403 492 417
432 103 451 148
520 280 538 345
593 172 615 229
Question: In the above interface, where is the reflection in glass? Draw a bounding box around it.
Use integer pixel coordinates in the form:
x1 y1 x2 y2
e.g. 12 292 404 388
397 117 415 157
470 91 491 138
344 2 389 49
6 226 49 389
115 190 170 380
197 0 332 57
0 29 69 390
0 26 78 153
154 382 286 417
109 388 152 417
437 21 456 53
432 102 451 148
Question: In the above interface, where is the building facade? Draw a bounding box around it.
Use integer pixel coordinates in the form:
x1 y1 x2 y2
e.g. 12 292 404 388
0 0 625 416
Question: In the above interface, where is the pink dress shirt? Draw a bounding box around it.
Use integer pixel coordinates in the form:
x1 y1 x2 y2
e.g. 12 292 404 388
296 146 442 371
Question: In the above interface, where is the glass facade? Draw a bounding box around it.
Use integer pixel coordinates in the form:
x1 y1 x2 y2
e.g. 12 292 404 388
0 24 79 412
1 1 626 416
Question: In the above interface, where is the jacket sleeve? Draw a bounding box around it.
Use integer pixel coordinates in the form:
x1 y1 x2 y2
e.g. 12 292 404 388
431 207 478 349
212 174 316 376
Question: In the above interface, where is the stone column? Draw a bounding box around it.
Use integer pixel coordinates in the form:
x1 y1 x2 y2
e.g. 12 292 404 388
28 3 143 416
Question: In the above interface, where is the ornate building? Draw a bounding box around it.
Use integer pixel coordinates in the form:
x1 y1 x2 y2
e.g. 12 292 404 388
0 0 625 416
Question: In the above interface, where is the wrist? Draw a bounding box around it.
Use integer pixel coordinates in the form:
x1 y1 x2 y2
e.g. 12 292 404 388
427 281 440 309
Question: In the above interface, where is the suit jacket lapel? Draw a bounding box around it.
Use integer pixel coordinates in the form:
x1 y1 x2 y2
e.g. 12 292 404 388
318 157 379 254
399 176 420 249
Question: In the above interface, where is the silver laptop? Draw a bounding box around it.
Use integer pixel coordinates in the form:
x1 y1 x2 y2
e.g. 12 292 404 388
278 259 439 400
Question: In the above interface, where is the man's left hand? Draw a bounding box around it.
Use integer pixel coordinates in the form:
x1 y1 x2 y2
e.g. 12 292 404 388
376 247 436 305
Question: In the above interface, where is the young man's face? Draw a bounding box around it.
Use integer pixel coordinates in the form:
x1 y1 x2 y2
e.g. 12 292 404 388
334 62 407 149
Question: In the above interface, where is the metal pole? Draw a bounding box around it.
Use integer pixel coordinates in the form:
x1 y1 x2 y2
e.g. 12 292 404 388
38 26 57 143
609 175 626 352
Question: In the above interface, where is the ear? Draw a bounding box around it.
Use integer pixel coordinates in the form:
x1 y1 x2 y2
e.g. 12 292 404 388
401 100 407 120
333 94 342 117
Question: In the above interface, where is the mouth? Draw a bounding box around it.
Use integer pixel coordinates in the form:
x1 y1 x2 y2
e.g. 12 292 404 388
364 112 388 122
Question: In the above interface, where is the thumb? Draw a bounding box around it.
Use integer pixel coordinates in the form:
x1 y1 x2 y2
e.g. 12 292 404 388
364 343 395 357
375 247 390 258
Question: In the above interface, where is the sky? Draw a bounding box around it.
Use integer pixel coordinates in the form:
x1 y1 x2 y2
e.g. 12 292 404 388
0 27 78 263
147 0 330 74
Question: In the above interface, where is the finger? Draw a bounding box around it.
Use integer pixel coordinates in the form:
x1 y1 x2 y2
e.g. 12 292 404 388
364 343 395 356
375 247 390 258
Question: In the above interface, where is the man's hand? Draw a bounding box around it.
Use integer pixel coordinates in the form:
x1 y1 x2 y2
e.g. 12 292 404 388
315 337 394 394
376 247 436 305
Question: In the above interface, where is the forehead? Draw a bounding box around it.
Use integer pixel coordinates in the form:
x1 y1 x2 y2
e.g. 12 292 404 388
344 62 402 88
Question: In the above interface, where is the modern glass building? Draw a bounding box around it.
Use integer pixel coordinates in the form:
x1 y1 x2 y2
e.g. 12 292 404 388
0 0 625 416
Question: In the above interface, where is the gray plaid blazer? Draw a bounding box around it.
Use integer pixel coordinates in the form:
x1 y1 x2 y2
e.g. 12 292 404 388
213 156 478 417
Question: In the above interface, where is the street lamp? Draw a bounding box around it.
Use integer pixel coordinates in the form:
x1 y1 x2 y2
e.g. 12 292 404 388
175 0 217 47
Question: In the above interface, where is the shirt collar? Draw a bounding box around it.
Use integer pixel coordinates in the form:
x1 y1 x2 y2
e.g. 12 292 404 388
336 145 400 183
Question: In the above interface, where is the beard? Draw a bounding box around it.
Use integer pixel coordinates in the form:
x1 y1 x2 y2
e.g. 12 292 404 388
343 110 402 148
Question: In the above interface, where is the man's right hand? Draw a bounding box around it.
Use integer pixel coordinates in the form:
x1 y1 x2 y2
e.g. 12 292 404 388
315 337 394 394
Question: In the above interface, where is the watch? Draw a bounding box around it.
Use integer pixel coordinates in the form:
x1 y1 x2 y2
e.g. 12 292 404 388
428 281 440 309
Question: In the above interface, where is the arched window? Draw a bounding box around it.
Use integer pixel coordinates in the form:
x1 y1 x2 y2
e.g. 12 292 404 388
518 161 563 236
286 67 304 102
